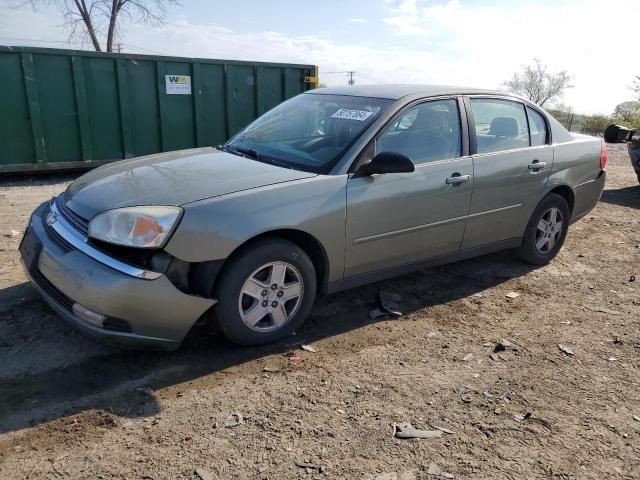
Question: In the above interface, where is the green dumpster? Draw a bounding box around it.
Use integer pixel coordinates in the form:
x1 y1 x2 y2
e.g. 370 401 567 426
0 46 318 173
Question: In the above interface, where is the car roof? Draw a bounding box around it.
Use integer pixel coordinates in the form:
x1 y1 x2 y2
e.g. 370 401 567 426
305 84 517 101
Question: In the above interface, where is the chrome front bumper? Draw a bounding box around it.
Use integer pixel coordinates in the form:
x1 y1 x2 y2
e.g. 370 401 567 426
22 201 215 350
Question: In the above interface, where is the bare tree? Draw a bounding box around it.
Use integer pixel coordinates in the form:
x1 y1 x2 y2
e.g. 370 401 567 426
23 0 179 52
633 75 640 100
504 58 573 107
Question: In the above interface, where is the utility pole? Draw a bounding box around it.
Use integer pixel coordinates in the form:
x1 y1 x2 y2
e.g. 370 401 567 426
322 70 357 86
115 42 123 53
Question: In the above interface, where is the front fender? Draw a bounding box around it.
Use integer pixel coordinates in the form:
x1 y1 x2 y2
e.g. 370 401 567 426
164 175 348 283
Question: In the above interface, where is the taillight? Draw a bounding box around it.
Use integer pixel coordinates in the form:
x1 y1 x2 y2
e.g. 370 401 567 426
600 140 608 170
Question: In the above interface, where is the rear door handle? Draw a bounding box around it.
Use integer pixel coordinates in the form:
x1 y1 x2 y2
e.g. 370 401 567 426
445 174 471 185
528 160 547 171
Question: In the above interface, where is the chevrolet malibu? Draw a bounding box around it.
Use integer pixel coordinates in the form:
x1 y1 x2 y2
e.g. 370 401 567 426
20 85 607 350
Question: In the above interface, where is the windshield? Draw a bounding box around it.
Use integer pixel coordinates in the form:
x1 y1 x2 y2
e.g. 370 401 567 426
226 94 392 173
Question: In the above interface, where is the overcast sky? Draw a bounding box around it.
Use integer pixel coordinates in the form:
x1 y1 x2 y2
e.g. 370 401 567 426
1 0 636 114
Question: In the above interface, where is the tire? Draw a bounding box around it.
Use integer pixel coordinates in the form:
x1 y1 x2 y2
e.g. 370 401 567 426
514 193 570 265
211 238 317 346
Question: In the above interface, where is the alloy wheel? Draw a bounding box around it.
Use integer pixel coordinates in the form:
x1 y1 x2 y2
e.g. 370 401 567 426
535 207 563 254
238 261 304 332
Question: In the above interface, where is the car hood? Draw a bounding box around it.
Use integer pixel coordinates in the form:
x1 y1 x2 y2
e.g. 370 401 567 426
63 147 317 220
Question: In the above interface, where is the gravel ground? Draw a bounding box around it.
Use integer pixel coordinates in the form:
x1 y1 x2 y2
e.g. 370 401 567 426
0 144 638 480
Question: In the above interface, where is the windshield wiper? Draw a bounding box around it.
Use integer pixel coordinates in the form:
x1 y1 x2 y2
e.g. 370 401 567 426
234 147 263 160
216 144 245 157
225 145 293 169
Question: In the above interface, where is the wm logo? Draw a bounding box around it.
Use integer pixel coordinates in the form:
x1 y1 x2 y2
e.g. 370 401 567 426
168 76 189 84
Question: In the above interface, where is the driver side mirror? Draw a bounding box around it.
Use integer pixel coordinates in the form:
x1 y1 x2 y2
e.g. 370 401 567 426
354 151 415 178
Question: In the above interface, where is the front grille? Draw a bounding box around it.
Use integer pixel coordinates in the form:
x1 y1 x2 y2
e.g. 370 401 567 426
32 269 74 310
55 195 89 236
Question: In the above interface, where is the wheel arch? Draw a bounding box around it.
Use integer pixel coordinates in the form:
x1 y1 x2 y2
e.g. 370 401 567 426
194 229 331 298
547 184 575 214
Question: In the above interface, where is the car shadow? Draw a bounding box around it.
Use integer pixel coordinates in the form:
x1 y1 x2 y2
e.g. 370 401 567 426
600 185 640 209
0 250 538 434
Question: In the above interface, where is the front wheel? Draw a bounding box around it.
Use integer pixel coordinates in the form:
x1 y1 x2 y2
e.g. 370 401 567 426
212 238 317 346
515 193 570 265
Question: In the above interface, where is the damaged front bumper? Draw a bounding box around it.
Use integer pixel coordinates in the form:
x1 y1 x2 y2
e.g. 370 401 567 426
20 201 216 350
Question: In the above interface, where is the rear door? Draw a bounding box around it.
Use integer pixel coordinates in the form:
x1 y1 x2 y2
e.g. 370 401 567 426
345 97 473 277
461 97 553 250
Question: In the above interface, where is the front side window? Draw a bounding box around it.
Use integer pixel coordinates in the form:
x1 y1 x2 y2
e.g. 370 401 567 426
227 94 392 173
527 106 548 146
376 99 462 165
470 99 529 154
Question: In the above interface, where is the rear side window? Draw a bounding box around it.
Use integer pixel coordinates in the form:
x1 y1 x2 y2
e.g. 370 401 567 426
527 107 547 146
470 99 529 154
377 99 461 165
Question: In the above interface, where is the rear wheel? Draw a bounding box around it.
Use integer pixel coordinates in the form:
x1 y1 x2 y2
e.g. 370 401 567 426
212 238 317 346
515 193 570 265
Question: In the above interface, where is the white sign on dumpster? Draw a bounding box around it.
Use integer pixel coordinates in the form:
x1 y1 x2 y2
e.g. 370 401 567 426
165 75 192 95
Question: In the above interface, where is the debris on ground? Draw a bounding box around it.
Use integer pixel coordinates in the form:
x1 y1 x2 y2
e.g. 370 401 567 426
427 462 455 478
393 422 443 439
558 344 575 356
301 344 317 353
369 308 391 320
294 460 322 473
223 412 244 428
462 353 474 361
514 412 532 422
371 291 405 319
263 366 280 373
493 338 516 353
432 425 455 434
194 468 215 480
379 291 403 316
633 415 640 422
505 291 520 299
5 230 20 238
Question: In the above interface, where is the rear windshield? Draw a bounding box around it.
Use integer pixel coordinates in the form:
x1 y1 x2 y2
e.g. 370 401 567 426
226 93 392 173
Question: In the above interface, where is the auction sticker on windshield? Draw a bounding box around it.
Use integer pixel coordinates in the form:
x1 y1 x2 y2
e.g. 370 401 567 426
331 109 374 121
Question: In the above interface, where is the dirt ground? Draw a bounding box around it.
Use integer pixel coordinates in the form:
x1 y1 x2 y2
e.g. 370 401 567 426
0 144 638 480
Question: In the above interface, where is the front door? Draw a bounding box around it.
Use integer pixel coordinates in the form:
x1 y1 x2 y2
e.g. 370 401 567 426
345 98 473 277
461 98 553 250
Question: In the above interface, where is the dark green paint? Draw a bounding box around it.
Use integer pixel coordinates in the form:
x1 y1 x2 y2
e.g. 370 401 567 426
71 56 94 161
0 53 35 165
20 53 47 163
0 46 316 173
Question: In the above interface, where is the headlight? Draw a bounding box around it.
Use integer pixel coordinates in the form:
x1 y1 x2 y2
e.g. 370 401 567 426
88 206 182 248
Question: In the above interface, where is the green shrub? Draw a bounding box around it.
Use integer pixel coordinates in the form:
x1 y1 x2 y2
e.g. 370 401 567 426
581 115 613 136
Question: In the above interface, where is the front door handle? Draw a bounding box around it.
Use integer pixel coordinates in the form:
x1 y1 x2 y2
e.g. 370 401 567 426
445 174 471 185
528 160 547 171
